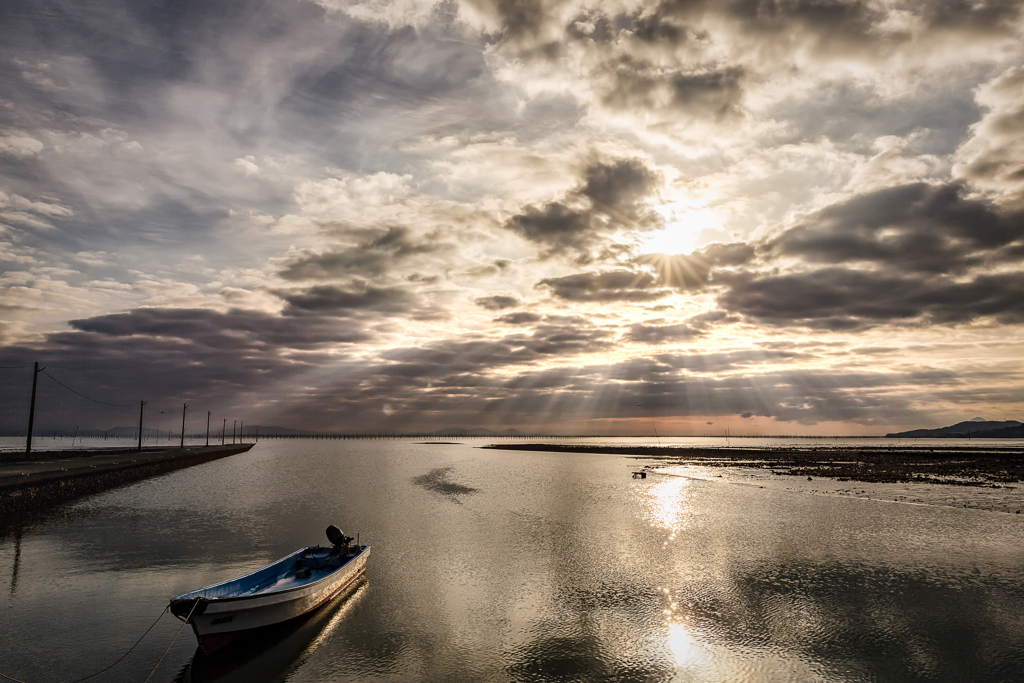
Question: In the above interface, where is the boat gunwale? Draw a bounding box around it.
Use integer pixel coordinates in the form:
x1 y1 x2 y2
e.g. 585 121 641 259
171 545 369 604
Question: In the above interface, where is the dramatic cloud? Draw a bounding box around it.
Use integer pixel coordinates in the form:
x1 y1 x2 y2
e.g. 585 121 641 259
538 270 672 302
505 157 663 260
2 0 1024 435
712 182 1024 330
280 227 450 280
954 65 1024 206
276 284 432 318
475 294 522 310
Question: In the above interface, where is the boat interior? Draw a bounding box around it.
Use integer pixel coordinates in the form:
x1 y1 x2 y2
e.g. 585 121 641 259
176 545 366 601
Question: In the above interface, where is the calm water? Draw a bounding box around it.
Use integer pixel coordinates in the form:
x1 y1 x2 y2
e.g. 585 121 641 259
1 440 1023 682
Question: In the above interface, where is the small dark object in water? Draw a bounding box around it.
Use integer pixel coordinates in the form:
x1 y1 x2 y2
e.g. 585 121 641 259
326 525 353 549
807 477 813 481
632 471 646 479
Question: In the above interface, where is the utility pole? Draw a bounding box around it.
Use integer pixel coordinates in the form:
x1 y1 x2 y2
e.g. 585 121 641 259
240 421 244 444
25 362 43 455
222 418 226 446
232 420 237 445
137 400 147 452
206 411 211 447
180 403 188 448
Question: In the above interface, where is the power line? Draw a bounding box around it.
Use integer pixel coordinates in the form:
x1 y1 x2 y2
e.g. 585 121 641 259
40 370 135 407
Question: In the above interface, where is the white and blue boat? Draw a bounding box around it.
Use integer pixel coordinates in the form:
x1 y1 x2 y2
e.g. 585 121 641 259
170 526 369 654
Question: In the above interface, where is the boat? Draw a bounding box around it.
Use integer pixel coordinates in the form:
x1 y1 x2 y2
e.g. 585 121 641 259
170 525 369 654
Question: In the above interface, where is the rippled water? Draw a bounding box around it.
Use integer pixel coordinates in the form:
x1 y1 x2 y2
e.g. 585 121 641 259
1 440 1022 682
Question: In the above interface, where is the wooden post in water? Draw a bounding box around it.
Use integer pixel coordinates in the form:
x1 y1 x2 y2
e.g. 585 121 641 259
240 421 244 444
137 400 146 452
206 411 211 447
232 420 237 445
180 403 188 448
222 418 226 446
25 362 42 455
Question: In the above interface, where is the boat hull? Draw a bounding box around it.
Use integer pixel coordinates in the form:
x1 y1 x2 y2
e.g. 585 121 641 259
176 546 369 655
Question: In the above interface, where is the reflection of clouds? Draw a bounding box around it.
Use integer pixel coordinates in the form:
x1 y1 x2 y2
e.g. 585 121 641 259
642 475 692 544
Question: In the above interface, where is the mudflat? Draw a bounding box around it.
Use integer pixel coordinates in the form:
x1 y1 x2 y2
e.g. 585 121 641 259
482 443 1024 486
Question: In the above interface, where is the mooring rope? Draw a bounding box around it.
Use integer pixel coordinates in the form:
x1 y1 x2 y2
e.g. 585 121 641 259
142 599 200 683
0 605 169 683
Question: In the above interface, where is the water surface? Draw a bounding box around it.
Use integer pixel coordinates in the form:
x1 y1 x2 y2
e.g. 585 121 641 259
1 440 1022 682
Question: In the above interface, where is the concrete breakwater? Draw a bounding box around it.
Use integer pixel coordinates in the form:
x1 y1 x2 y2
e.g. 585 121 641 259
0 444 255 514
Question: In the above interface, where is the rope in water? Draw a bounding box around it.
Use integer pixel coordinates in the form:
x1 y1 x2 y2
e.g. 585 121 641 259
142 599 200 683
0 604 173 683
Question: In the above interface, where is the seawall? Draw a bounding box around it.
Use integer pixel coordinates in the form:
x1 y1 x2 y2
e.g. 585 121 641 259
0 444 255 515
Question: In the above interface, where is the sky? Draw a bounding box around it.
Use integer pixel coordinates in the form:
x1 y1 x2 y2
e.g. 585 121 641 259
1 0 1023 436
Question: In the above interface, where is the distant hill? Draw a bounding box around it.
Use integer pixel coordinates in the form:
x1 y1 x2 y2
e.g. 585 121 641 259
887 420 1023 438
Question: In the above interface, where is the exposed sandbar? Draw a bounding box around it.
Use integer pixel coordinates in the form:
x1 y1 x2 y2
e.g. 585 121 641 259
481 444 1024 487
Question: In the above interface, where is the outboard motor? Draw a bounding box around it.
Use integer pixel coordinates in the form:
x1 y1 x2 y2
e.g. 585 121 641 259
326 524 353 552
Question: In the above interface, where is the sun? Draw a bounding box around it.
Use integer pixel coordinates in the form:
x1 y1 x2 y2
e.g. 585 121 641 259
640 206 722 255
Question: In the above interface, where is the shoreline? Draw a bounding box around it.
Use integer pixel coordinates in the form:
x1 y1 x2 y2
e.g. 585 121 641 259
482 443 1024 514
481 443 1024 486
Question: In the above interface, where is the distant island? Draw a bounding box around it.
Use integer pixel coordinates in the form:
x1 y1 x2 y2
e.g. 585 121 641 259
887 419 1024 438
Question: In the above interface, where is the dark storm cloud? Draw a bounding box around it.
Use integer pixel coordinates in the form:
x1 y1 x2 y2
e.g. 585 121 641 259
624 321 703 343
622 12 690 43
670 67 745 116
602 58 746 120
767 183 1024 274
475 294 522 310
495 311 542 324
725 0 884 41
276 284 427 316
280 228 449 280
719 269 1024 330
506 201 593 250
505 157 662 257
691 242 755 266
538 270 671 302
662 0 1018 59
708 182 1024 329
564 8 693 46
581 158 660 211
0 306 363 433
70 307 369 348
922 0 1023 34
491 0 549 39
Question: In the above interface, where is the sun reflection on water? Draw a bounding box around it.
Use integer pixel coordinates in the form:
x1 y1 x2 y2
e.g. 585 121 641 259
643 475 693 544
667 620 701 667
658 584 708 671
